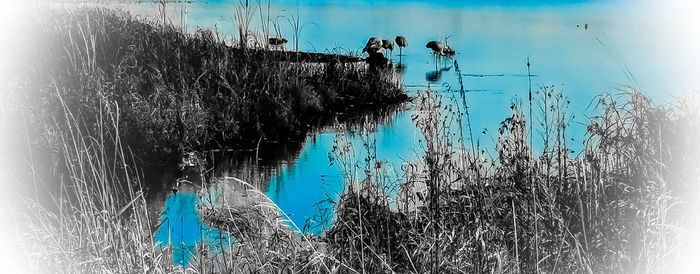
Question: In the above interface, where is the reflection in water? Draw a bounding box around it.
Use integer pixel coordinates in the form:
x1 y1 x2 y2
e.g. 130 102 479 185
210 139 306 190
264 108 423 234
425 65 452 83
395 63 407 74
210 104 413 234
425 70 440 82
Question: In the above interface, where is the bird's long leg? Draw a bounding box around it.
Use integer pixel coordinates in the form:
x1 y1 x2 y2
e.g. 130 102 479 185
434 53 438 70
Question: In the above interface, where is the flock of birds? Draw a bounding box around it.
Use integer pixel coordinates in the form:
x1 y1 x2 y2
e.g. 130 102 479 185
267 35 456 66
362 36 401 57
362 35 456 66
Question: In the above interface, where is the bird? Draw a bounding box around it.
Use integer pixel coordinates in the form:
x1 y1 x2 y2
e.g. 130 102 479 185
366 48 388 68
268 37 288 50
395 36 407 56
426 40 445 65
426 40 444 55
381 39 394 58
363 37 382 54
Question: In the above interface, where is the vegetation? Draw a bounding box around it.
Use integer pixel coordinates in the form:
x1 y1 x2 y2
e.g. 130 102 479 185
325 87 700 273
11 6 404 164
4 4 699 274
5 4 401 273
16 91 158 272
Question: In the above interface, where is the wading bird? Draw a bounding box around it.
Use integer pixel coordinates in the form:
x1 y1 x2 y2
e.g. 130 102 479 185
363 37 383 54
381 39 394 58
395 35 407 56
426 40 444 66
268 37 288 50
426 40 444 55
363 37 388 67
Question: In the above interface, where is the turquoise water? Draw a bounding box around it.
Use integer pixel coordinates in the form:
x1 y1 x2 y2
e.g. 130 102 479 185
266 110 423 233
155 191 232 266
143 0 700 266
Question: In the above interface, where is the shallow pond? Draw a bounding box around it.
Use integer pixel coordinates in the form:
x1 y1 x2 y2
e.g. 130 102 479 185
124 0 700 266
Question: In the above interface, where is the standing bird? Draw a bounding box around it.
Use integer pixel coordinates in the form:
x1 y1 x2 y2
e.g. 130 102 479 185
363 37 383 54
426 40 445 66
426 40 444 55
381 39 395 59
395 36 407 56
363 37 388 68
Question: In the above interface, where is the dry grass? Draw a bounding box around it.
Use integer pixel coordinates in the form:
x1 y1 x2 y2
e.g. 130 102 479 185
5 4 403 273
12 6 404 163
5 4 700 274
16 86 159 272
326 86 700 273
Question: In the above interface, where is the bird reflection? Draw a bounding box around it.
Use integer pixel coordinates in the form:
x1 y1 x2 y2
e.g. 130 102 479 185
395 63 406 73
425 65 452 83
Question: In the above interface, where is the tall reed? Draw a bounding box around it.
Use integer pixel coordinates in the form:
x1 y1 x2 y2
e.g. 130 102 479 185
326 84 700 273
19 83 161 272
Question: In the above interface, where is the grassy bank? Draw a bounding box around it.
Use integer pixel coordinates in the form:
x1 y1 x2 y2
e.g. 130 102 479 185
10 6 405 164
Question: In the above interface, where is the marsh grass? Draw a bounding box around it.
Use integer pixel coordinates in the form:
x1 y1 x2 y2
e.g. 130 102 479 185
6 4 404 273
17 85 159 272
7 4 700 273
326 85 700 273
18 6 404 163
14 83 345 273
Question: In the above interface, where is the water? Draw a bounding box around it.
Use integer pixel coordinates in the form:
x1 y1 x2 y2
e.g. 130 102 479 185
155 191 232 266
135 0 700 266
